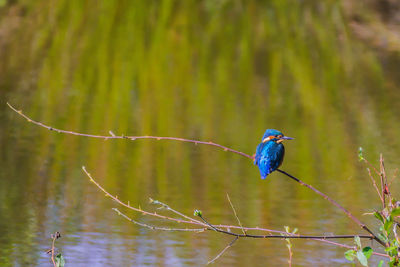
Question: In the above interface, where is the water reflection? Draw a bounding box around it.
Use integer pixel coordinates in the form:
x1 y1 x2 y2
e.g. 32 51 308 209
1 0 400 266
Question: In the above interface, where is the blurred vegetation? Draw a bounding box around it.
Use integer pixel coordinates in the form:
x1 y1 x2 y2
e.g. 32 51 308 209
0 0 400 265
344 0 400 52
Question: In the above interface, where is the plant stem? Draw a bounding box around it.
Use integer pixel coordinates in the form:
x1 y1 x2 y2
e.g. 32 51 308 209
8 103 387 247
276 169 386 247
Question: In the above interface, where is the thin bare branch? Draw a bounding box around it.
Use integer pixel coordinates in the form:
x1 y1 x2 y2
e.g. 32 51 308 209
84 167 375 240
82 166 205 226
149 198 203 225
226 193 246 235
276 169 386 247
367 168 384 205
47 231 61 267
196 214 373 240
207 236 238 265
362 158 381 176
380 154 392 207
379 154 387 208
8 103 386 248
287 242 293 267
7 102 252 159
211 225 289 234
112 208 207 232
388 168 398 188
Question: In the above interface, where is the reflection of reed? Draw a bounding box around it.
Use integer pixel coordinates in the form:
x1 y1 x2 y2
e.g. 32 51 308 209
9 102 389 263
2 1 400 265
82 166 389 264
7 102 252 159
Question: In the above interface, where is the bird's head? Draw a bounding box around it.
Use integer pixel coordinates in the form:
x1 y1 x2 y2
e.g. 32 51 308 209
261 129 294 144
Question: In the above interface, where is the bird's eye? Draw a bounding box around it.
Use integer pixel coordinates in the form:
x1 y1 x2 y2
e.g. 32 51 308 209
277 135 282 138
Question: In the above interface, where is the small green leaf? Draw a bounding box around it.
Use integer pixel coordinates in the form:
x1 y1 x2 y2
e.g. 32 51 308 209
391 208 400 217
390 258 399 267
344 250 356 261
362 246 373 259
378 260 384 267
378 233 389 243
374 212 385 223
384 218 393 232
356 250 368 266
354 236 362 248
385 246 397 256
358 147 364 161
385 246 397 253
55 253 65 267
194 210 202 217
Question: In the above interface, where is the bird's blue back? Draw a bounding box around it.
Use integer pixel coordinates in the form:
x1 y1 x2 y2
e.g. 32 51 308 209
254 129 285 179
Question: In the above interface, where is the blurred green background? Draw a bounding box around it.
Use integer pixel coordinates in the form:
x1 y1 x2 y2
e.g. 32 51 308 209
1 0 400 266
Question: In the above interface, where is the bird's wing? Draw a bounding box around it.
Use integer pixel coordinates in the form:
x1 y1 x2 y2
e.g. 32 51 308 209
254 143 264 165
268 144 285 171
257 154 272 179
277 145 285 168
257 143 285 179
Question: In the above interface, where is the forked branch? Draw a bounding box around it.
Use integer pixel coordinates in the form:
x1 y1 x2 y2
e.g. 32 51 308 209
8 103 386 249
82 167 389 261
7 103 390 263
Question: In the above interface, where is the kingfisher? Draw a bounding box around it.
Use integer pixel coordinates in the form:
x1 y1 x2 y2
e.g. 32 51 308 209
254 129 294 179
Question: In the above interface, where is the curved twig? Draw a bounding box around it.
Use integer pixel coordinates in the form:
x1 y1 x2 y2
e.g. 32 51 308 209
8 103 385 247
276 169 386 247
83 167 374 241
208 236 238 265
112 208 207 232
6 102 251 159
196 213 373 240
83 166 204 226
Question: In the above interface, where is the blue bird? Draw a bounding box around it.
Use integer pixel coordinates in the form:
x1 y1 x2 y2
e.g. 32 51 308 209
254 129 294 179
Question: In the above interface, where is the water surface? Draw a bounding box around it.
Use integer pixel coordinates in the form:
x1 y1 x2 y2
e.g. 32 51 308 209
1 1 400 266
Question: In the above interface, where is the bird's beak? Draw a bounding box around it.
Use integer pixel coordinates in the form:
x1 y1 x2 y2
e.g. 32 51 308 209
280 136 294 140
262 135 294 143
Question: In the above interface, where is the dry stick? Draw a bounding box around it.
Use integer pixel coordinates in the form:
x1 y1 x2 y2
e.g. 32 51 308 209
82 166 290 235
388 168 399 189
196 213 373 240
148 198 203 225
85 169 389 259
8 103 385 246
380 154 392 206
6 102 251 159
51 235 56 267
84 167 305 236
367 168 384 205
226 193 246 235
115 201 388 259
49 232 61 267
82 166 204 226
276 169 386 247
379 154 387 209
84 167 374 240
287 242 293 267
362 157 381 176
208 236 239 265
112 208 207 232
